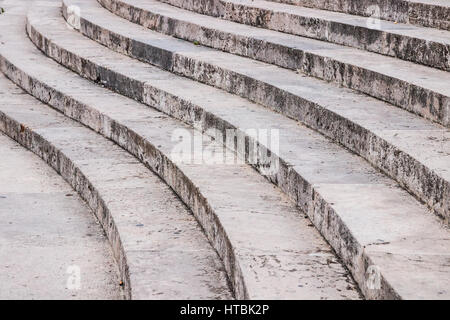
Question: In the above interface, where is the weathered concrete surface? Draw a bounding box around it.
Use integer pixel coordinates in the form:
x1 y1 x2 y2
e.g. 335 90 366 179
98 0 450 127
0 2 361 300
6 1 450 300
0 74 232 300
0 133 122 300
264 0 450 31
59 0 450 222
157 0 450 71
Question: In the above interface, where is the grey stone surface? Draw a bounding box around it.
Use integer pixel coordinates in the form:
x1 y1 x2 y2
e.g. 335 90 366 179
98 0 450 127
55 0 450 221
157 0 450 71
0 73 233 300
264 0 450 31
0 132 122 300
3 0 449 300
0 2 360 300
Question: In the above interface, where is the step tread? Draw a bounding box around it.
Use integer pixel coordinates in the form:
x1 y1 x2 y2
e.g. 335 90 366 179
59 0 449 217
0 131 121 300
0 77 231 300
0 3 360 300
15 1 450 299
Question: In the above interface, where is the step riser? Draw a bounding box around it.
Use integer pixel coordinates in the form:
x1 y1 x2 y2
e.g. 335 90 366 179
99 0 449 128
62 5 449 221
0 55 247 299
24 17 405 300
265 0 450 31
158 0 450 71
0 101 130 299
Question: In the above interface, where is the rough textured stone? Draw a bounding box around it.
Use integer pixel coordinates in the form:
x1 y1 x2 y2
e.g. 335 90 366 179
157 0 450 71
0 74 232 300
4 0 449 300
0 2 361 300
98 0 450 127
59 0 450 221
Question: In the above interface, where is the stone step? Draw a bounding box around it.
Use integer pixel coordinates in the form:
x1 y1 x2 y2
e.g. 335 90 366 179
0 132 121 300
262 0 450 31
57 0 449 220
0 74 232 300
0 1 360 300
96 0 450 127
15 0 450 299
155 0 450 71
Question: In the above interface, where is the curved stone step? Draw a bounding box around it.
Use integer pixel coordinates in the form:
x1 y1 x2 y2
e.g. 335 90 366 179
0 2 360 300
97 0 450 127
15 0 450 299
156 0 450 71
0 73 233 300
263 0 450 31
56 0 449 221
0 132 121 300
